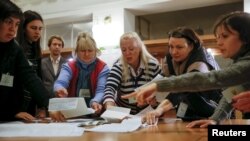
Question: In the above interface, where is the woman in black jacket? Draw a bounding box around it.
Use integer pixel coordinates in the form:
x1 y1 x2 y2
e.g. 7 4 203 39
15 10 45 118
144 27 222 124
0 0 64 122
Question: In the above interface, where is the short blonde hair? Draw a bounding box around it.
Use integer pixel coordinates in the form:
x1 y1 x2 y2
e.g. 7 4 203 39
75 32 101 56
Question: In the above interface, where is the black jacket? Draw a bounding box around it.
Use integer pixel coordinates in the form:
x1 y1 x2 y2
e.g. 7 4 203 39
166 46 222 120
0 40 49 121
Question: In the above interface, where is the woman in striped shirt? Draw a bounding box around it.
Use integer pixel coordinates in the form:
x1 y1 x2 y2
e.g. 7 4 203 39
103 32 162 114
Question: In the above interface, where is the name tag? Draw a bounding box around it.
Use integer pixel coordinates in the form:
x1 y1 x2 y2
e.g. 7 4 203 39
28 60 33 66
0 73 14 87
176 102 188 117
79 89 91 98
223 85 245 103
128 97 137 104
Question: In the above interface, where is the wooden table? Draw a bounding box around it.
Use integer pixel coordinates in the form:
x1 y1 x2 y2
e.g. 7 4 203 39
0 119 249 141
0 118 207 141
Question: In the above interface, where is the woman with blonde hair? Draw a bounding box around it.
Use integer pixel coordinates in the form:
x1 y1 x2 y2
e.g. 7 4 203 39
103 32 162 114
54 32 109 115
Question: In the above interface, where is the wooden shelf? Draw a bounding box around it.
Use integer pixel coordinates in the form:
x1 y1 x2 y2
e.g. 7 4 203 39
143 34 220 61
42 47 73 58
42 34 219 62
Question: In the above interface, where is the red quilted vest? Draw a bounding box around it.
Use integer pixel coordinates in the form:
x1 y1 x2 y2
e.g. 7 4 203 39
67 58 106 97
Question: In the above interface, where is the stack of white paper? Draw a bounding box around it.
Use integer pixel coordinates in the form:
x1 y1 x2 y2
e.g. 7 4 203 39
101 106 131 122
0 123 84 137
48 97 94 118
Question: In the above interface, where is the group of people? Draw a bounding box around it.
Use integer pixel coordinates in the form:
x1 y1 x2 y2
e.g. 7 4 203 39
123 11 250 127
1 0 250 128
143 27 222 124
0 0 161 122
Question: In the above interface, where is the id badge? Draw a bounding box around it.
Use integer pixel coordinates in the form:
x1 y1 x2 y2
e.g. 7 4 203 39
223 85 245 103
0 73 14 87
128 97 137 104
176 102 188 118
79 89 91 98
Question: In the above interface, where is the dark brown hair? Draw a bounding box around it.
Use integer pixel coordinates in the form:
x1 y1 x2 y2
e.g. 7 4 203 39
16 10 44 58
0 0 23 22
168 26 202 49
213 11 250 45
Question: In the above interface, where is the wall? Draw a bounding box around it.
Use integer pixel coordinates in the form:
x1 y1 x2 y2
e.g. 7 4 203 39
124 10 136 33
244 0 250 12
41 22 92 50
136 2 243 40
139 2 243 69
92 8 124 48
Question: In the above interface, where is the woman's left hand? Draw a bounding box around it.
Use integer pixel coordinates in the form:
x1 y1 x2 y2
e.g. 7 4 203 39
15 112 35 121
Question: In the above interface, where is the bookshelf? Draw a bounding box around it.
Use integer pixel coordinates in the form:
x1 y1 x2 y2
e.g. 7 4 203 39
144 34 220 62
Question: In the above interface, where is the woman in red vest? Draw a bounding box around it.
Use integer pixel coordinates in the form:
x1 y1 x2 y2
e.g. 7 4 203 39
54 32 110 115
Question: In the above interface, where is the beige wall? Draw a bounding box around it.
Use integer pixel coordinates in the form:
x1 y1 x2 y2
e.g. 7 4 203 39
136 2 243 40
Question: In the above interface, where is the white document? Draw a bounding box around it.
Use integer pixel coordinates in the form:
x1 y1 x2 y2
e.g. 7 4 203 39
156 92 169 102
66 118 95 123
101 110 128 121
222 85 245 103
48 97 94 118
0 123 84 137
135 105 154 116
135 74 168 102
107 105 131 113
101 106 131 121
135 74 164 91
85 118 142 132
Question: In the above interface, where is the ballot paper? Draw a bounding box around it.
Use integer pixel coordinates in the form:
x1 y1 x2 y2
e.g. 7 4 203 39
0 123 84 137
101 106 131 122
133 74 169 102
135 105 154 116
85 117 142 132
222 85 245 103
48 98 94 118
